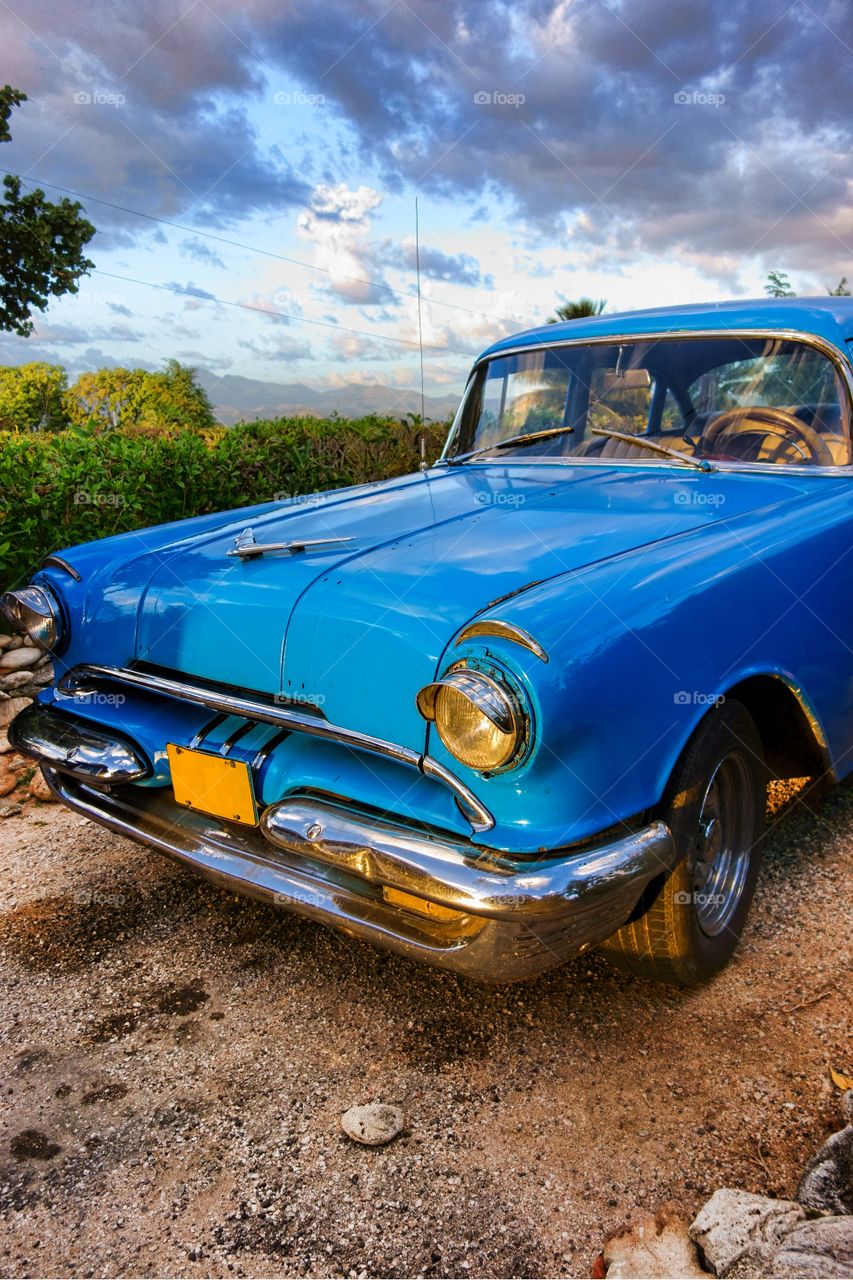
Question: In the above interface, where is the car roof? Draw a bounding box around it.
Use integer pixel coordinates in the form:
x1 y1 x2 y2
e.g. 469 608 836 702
479 296 853 363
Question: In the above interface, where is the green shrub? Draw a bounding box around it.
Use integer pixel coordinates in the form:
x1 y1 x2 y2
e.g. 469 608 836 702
0 415 449 589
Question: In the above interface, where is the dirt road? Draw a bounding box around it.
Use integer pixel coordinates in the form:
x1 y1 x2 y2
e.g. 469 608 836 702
0 779 850 1278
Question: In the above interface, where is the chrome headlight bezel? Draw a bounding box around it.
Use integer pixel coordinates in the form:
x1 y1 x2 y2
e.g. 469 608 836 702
0 584 66 653
417 665 530 773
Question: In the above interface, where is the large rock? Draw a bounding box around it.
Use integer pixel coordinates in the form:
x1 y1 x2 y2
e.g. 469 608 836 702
770 1217 853 1278
604 1207 710 1277
690 1189 806 1277
798 1091 853 1215
0 645 43 671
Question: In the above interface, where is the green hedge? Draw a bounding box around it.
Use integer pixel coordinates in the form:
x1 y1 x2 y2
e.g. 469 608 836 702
0 415 449 590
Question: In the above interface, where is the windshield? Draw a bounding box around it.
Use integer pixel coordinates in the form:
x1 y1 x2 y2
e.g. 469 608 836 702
445 336 852 468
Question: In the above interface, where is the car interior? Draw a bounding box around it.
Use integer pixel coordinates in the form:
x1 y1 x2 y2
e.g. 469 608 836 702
456 336 852 467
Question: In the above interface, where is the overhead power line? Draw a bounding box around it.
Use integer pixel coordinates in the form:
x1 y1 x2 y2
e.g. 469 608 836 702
9 172 520 328
91 268 478 357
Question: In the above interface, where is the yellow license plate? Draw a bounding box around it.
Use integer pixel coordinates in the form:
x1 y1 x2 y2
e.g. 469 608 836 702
167 744 258 826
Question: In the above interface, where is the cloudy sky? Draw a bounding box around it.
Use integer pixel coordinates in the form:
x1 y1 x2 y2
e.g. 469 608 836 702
2 0 852 413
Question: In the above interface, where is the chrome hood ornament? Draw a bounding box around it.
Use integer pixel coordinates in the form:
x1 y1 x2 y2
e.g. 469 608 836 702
228 528 354 560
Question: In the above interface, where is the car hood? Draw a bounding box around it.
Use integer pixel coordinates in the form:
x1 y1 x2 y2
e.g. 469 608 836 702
118 462 801 747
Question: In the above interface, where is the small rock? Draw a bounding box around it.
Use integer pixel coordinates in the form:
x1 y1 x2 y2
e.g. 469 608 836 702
0 671 35 690
771 1217 853 1278
0 729 10 753
0 645 43 671
0 802 23 818
341 1104 405 1147
690 1189 806 1277
604 1206 710 1277
798 1090 853 1215
0 635 23 651
28 770 56 803
0 770 18 797
0 696 32 728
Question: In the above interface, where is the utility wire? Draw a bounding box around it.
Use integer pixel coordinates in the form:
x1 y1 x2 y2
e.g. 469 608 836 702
92 268 477 357
9 172 522 328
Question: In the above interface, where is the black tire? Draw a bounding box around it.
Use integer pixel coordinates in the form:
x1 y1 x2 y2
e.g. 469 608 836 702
599 699 767 985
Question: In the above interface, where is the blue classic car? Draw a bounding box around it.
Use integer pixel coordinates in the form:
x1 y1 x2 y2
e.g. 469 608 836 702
5 297 853 984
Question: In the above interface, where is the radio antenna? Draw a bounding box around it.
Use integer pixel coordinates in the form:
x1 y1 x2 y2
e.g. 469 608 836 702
415 196 427 468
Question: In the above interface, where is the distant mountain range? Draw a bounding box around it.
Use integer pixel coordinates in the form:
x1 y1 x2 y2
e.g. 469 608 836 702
196 371 461 425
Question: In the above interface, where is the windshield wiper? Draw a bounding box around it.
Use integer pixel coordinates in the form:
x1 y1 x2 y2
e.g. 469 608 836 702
591 428 714 473
445 424 575 465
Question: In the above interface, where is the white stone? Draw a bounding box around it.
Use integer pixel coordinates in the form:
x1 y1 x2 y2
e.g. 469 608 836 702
340 1104 405 1146
0 646 43 671
771 1217 853 1278
690 1189 806 1277
604 1208 710 1277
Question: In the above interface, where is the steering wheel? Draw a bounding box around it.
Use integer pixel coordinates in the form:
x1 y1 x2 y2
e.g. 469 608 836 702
699 406 835 467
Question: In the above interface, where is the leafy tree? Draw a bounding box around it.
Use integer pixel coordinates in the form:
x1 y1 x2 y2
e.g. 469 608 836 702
64 360 216 433
136 359 215 431
64 367 144 431
549 297 607 322
0 86 96 336
0 361 68 431
828 277 850 296
764 270 796 298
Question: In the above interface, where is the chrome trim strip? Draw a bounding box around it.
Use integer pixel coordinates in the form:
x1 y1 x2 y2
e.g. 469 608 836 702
9 702 150 783
441 327 853 470
262 797 677 922
58 664 494 832
40 554 82 582
189 712 228 750
251 726 290 774
455 619 549 663
219 720 257 757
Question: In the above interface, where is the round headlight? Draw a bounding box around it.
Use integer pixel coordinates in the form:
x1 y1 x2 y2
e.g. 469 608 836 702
417 669 527 771
0 585 64 652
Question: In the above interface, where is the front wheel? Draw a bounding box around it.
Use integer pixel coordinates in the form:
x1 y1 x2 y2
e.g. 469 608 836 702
599 699 767 985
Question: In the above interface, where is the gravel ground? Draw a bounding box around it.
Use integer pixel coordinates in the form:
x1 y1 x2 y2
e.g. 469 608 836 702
0 777 850 1279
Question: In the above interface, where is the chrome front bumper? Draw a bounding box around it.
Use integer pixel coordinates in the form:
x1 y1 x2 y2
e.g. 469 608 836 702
12 703 678 981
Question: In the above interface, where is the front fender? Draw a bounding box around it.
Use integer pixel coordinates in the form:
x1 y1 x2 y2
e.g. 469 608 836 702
430 481 853 850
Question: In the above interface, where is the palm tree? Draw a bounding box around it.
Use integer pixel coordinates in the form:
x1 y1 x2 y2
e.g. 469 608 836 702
548 297 607 323
764 271 795 298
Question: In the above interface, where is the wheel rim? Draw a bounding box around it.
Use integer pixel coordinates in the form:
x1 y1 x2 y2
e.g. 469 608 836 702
692 750 754 937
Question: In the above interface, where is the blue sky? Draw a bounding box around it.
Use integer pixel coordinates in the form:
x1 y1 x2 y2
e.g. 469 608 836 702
1 0 851 414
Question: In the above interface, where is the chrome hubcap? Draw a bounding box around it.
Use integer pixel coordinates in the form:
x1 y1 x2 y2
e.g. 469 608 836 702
692 751 753 937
